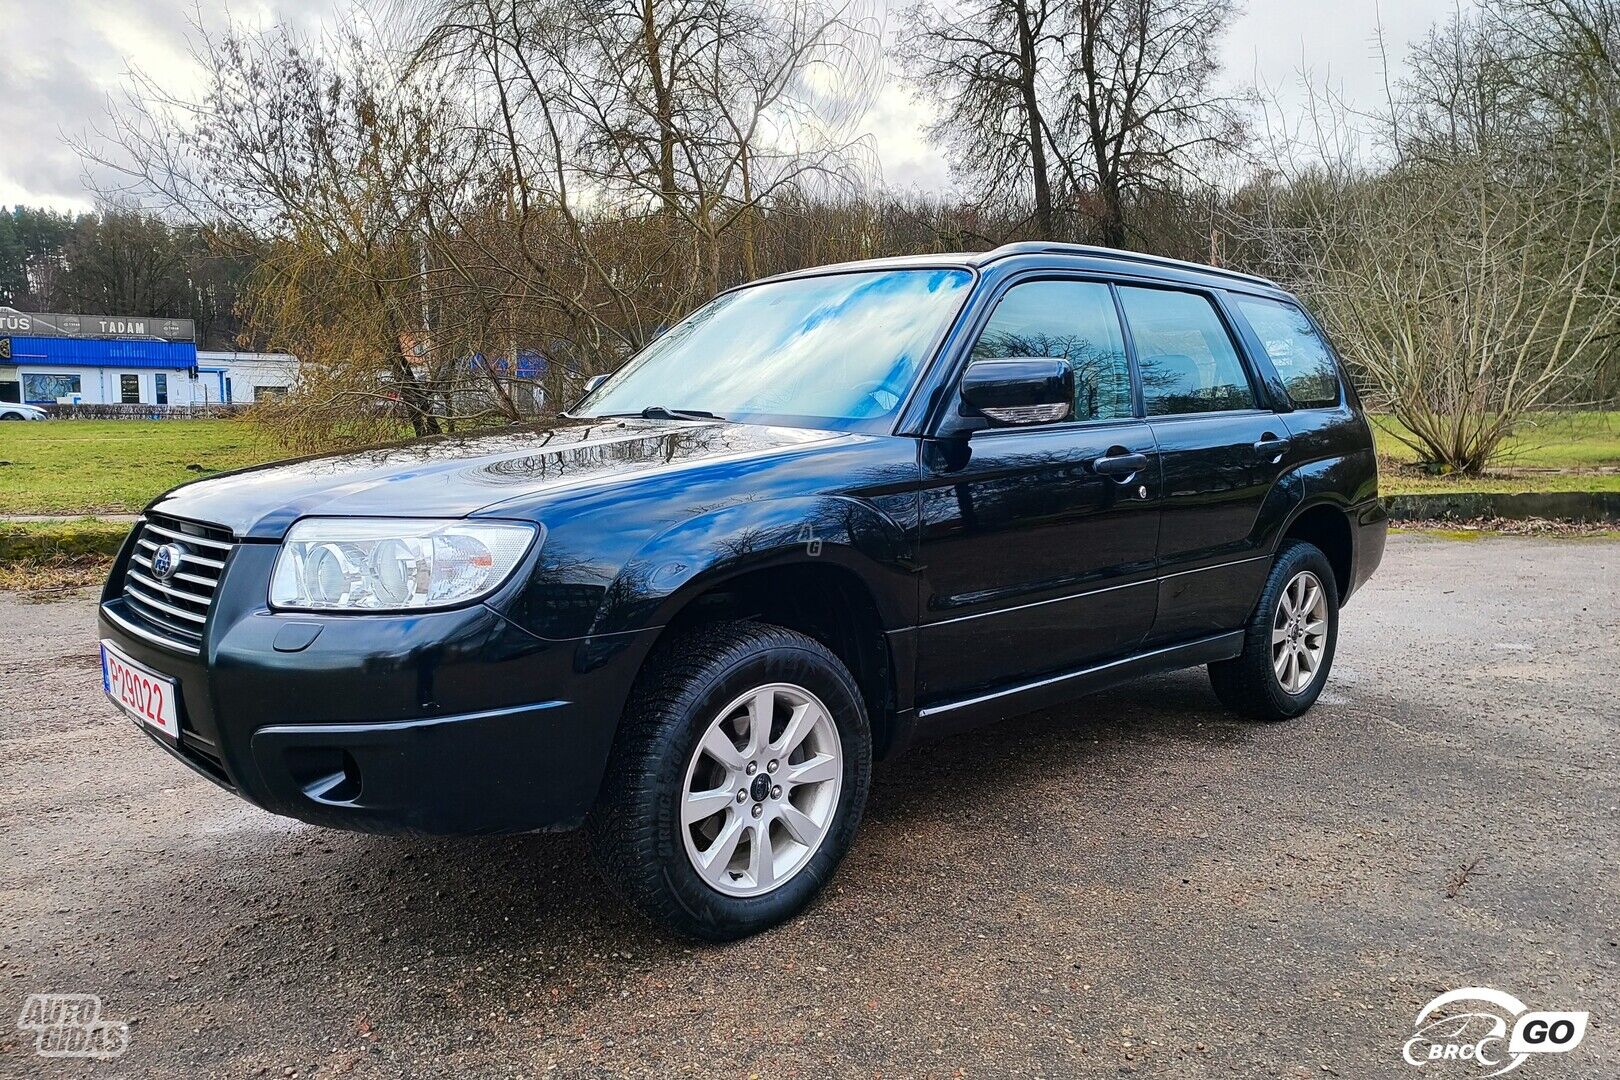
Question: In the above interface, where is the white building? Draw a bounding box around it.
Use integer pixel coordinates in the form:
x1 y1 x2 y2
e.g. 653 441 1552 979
193 351 300 405
0 307 298 408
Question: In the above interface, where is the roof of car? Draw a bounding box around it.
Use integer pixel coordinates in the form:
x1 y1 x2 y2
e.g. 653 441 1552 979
748 242 1285 295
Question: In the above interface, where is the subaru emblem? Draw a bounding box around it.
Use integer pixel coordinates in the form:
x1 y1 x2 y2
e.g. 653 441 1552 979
150 543 185 582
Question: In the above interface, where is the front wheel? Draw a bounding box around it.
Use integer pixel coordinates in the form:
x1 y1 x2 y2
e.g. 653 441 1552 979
1209 539 1340 721
588 621 871 940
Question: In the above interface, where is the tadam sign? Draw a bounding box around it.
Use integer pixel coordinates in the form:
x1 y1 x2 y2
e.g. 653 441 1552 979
0 307 194 342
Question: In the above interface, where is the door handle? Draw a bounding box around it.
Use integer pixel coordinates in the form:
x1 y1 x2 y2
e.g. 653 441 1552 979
1254 435 1291 463
1092 451 1148 479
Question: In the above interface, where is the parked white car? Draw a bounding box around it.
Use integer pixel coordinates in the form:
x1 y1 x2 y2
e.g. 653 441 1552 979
0 402 49 420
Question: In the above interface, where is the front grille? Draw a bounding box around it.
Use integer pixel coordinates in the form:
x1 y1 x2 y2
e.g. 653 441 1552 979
122 514 236 649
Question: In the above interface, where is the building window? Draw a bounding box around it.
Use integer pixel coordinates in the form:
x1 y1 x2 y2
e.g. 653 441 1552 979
120 374 141 404
254 385 288 400
22 373 82 404
154 373 169 405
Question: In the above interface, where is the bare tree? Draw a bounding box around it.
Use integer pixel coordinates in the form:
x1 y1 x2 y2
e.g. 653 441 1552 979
413 0 879 348
86 18 473 439
1232 4 1620 474
895 0 1065 237
897 0 1245 247
1058 0 1246 247
1305 162 1618 472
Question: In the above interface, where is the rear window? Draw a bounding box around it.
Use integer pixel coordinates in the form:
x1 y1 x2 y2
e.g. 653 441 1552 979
1231 296 1341 408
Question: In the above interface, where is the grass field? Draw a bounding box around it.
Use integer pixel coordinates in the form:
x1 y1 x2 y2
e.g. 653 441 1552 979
0 413 1616 519
1371 411 1620 468
1372 411 1620 494
0 420 276 515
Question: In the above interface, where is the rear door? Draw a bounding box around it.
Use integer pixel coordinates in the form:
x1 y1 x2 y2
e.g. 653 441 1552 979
915 276 1160 706
1114 284 1296 645
1225 291 1370 482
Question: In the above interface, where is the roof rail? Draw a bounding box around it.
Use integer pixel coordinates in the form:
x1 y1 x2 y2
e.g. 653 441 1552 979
975 241 1280 289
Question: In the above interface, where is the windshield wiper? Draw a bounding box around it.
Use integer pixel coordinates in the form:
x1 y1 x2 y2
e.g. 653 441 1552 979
602 405 724 422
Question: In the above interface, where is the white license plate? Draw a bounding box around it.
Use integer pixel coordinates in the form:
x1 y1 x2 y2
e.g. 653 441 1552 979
101 640 180 740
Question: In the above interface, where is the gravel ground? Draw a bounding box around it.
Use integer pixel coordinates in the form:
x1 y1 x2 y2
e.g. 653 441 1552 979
1 534 1615 1079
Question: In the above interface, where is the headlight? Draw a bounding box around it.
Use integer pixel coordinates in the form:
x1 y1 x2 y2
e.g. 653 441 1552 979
270 518 539 612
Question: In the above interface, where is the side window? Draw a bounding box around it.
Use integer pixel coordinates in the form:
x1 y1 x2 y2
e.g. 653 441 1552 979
1230 295 1341 408
971 280 1132 422
1117 286 1256 416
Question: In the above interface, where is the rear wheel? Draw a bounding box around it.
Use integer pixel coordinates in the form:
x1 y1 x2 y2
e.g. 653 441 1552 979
1209 539 1339 721
588 621 871 940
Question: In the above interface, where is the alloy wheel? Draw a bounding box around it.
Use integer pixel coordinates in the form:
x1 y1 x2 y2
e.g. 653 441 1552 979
1271 570 1328 694
679 682 843 897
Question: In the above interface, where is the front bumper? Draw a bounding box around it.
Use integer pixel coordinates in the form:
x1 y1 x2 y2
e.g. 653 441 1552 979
100 538 657 835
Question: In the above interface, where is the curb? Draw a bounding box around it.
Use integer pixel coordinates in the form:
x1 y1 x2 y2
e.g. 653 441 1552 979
1384 491 1620 523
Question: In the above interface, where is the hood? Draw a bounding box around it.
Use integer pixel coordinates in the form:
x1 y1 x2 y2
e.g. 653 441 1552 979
148 417 840 539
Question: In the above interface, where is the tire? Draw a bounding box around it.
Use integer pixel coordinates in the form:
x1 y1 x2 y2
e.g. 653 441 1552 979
1208 539 1340 721
588 620 872 941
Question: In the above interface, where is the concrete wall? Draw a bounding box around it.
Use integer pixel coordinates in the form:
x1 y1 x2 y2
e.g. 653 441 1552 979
196 351 299 405
13 365 203 406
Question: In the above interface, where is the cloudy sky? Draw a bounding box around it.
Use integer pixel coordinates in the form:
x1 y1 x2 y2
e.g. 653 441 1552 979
0 0 1456 212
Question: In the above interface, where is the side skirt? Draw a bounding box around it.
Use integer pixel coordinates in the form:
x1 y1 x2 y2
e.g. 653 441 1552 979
904 631 1244 744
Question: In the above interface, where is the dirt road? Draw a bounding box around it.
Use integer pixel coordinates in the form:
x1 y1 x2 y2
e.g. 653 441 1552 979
2 534 1615 1078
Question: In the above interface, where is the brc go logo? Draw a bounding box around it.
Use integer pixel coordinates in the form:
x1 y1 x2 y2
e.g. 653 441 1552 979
16 994 130 1059
1402 987 1588 1076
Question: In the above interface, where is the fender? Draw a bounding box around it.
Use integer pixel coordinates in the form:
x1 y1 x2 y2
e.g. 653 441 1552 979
1271 448 1377 551
1286 449 1379 511
1271 461 1385 604
1253 466 1308 552
1262 441 1378 552
588 495 917 637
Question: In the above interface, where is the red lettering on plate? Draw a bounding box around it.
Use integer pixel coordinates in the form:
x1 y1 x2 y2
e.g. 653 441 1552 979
107 653 172 732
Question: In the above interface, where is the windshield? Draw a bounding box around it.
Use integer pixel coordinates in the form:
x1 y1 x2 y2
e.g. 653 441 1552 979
576 268 974 431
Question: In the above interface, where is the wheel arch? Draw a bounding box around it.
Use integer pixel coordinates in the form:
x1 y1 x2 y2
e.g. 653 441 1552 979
650 560 904 757
1278 500 1355 601
590 496 916 758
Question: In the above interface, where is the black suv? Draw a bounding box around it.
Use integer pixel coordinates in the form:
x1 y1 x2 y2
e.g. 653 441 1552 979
99 243 1385 939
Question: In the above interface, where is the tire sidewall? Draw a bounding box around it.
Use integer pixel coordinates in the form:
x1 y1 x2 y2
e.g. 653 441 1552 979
649 641 871 936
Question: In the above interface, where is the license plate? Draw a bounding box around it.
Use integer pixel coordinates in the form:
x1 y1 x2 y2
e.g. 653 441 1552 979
101 640 180 740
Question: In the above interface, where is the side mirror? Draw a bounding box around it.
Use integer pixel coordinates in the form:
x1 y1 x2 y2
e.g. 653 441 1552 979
959 358 1072 425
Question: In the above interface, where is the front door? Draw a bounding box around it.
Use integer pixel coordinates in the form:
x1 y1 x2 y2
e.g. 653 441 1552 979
1114 284 1296 644
916 277 1160 707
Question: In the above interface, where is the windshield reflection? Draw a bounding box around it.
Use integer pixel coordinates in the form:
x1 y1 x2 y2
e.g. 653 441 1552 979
578 268 974 431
